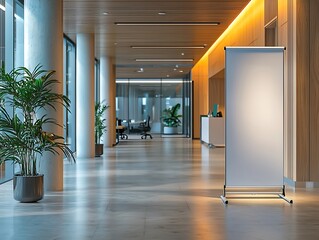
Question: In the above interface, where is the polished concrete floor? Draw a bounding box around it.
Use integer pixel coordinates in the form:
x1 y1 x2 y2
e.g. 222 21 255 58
1 137 319 240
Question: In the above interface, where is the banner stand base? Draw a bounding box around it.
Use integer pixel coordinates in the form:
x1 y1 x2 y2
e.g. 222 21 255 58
220 185 293 205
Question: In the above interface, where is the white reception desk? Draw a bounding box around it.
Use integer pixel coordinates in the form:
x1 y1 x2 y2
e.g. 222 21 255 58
200 116 225 147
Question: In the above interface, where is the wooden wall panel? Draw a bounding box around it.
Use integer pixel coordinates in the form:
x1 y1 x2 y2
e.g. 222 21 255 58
192 0 319 184
309 0 319 181
296 0 310 181
207 0 265 78
278 0 288 26
209 72 225 116
191 56 208 139
265 0 278 24
192 65 199 138
278 21 294 178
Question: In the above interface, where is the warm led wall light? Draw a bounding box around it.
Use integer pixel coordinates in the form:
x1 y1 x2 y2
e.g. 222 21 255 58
136 59 193 62
131 46 205 49
115 22 220 26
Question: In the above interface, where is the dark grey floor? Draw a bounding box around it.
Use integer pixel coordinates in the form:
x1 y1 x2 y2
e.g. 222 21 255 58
0 138 319 240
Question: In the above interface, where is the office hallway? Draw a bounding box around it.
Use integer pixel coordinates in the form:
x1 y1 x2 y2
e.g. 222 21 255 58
1 138 319 240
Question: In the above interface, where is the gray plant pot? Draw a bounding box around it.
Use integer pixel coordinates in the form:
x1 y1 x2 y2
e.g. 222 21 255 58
163 126 178 134
95 143 104 157
13 174 44 203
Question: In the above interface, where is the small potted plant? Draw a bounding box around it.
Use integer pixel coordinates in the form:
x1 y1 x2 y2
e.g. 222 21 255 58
95 101 109 157
162 103 182 134
0 65 75 202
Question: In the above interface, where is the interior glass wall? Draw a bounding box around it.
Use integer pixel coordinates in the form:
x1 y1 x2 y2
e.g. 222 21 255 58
1 0 24 184
63 37 76 152
116 78 191 136
161 80 184 134
14 0 23 68
0 0 6 183
95 59 100 103
0 0 4 68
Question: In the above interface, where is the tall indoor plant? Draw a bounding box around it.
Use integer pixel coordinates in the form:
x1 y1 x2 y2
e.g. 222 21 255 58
162 103 182 134
0 65 75 202
95 101 109 157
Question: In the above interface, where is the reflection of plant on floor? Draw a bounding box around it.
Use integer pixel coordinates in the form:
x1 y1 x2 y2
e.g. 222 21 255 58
95 101 109 144
162 103 182 127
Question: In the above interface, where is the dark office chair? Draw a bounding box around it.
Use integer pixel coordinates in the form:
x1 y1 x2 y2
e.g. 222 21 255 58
140 116 152 139
117 119 128 140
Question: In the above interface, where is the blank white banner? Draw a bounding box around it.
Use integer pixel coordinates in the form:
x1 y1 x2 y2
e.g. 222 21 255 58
225 47 284 187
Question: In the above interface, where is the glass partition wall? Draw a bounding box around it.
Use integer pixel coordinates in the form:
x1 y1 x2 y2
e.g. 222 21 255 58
63 37 76 152
0 0 24 184
116 78 191 137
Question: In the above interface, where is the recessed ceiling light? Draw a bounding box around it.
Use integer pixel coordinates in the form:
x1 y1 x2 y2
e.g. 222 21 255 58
135 59 193 62
131 46 205 49
181 53 185 56
179 70 184 73
175 65 179 68
166 74 170 77
137 68 144 73
158 12 166 16
102 12 109 15
115 22 220 26
173 68 177 71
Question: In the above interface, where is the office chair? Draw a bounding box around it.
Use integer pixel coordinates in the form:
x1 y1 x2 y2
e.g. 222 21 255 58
117 119 128 140
140 116 152 139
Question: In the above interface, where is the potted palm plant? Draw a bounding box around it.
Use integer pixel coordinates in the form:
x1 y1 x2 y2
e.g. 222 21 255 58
162 103 182 134
0 65 75 202
95 101 109 157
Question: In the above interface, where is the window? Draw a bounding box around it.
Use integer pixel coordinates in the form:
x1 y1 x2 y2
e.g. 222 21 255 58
1 0 25 184
0 0 5 68
63 37 76 152
95 59 100 103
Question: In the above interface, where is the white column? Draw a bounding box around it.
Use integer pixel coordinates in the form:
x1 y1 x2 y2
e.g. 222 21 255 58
24 0 64 191
76 34 95 157
100 57 116 147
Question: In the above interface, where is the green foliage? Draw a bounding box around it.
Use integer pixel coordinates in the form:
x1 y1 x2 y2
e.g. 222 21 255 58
95 101 109 144
162 103 182 127
0 65 75 176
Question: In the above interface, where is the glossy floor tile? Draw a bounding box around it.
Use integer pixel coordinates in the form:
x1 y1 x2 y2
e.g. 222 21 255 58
1 138 319 240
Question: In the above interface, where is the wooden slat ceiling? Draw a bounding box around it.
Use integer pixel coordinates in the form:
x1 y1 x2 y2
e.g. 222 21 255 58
63 0 250 79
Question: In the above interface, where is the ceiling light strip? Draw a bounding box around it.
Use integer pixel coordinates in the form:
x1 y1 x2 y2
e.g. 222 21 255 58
116 80 190 84
136 59 193 62
0 4 5 11
115 22 220 26
131 46 205 49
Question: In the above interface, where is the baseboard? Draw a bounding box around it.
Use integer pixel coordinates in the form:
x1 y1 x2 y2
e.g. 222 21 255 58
284 177 319 188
